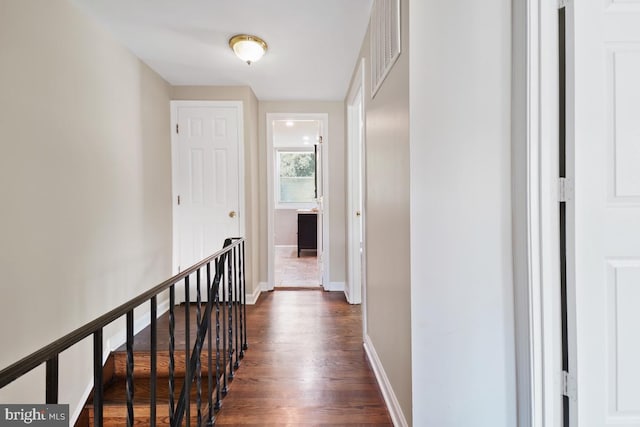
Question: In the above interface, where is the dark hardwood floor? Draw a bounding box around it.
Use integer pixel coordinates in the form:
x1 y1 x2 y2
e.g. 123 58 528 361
81 288 392 425
212 289 392 425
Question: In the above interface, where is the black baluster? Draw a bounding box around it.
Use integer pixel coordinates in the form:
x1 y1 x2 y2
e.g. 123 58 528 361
227 247 234 381
150 296 157 427
196 269 203 426
93 329 104 427
184 275 191 427
233 245 240 370
222 253 229 395
206 262 215 425
126 310 135 427
241 240 248 352
169 285 175 422
45 355 58 404
213 258 222 410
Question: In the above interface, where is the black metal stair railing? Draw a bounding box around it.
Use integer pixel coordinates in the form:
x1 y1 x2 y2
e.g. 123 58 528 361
0 237 248 427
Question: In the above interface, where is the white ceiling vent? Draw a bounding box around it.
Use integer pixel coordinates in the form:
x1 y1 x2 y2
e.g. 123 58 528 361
370 0 401 97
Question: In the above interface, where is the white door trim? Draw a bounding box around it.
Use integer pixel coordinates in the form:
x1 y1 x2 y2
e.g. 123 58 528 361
346 59 366 309
266 113 330 290
517 1 566 426
170 100 246 277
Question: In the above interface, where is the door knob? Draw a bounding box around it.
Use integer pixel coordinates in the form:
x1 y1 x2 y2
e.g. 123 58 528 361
229 211 237 218
356 211 361 217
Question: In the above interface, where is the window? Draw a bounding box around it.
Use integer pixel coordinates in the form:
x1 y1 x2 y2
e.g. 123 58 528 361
276 150 316 205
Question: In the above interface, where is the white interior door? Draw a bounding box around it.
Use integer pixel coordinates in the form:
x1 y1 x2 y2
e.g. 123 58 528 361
347 84 364 305
570 2 640 425
172 102 243 301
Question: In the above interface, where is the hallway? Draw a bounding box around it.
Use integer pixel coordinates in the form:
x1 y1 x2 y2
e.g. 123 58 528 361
214 289 392 425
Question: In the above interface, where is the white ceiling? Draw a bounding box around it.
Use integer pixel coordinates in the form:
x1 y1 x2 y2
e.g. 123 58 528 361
70 0 373 101
273 120 321 147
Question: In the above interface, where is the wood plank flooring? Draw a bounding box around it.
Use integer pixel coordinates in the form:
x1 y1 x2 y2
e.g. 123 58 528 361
91 288 392 426
274 246 320 287
213 289 392 425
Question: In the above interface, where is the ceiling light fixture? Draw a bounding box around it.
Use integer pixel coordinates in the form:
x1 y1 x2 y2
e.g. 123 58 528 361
229 34 268 65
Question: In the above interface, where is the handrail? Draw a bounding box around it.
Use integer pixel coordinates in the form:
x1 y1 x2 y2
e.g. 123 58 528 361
0 237 244 389
0 237 248 425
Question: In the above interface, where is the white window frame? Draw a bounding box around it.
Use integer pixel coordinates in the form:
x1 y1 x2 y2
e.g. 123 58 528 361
274 147 317 210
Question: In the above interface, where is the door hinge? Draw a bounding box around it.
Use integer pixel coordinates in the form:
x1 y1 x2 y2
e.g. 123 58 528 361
562 370 576 400
177 195 181 205
319 136 323 144
559 177 574 202
176 124 179 134
558 0 567 8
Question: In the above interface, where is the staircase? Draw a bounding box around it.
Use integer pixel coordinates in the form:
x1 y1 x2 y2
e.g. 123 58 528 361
78 347 232 426
0 238 247 427
76 283 247 427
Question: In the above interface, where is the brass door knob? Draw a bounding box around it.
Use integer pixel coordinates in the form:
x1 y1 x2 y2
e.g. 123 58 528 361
229 211 237 218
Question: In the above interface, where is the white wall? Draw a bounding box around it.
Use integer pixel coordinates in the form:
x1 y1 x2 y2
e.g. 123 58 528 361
0 0 172 420
409 0 517 425
274 209 297 246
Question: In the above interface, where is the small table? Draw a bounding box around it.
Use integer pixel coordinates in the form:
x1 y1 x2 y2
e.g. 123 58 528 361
297 210 317 257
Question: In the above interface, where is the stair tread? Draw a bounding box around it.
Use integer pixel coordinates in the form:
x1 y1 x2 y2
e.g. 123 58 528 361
85 376 224 425
110 348 239 379
90 376 224 406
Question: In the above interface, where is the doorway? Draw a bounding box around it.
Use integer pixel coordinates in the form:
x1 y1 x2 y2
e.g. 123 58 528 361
521 1 640 425
347 59 365 306
266 114 329 290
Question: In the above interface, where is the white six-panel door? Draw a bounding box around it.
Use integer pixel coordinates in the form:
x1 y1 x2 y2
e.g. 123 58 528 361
171 101 243 301
571 1 640 425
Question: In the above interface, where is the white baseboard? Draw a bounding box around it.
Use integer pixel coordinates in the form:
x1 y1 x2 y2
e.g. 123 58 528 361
323 281 345 292
247 284 262 304
363 334 409 427
260 281 272 292
71 314 141 426
69 346 111 426
71 377 93 425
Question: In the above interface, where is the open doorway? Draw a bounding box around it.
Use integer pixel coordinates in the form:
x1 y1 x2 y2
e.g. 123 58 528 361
267 114 329 290
346 59 365 306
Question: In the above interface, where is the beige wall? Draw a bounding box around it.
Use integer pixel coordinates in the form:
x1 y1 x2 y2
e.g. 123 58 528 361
258 101 346 285
274 209 297 246
344 0 412 423
0 0 172 420
171 86 260 296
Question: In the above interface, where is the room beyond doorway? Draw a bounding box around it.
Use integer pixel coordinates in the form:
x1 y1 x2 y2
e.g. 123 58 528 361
266 113 329 291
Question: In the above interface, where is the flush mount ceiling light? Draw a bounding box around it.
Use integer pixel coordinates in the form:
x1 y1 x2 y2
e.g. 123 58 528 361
229 34 268 65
